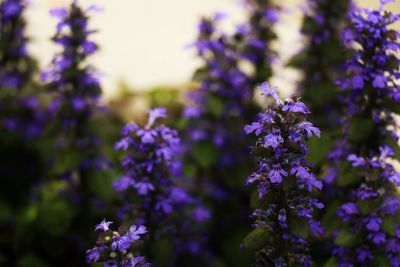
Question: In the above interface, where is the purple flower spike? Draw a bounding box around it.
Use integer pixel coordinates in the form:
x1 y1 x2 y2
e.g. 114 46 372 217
244 83 323 265
329 3 400 265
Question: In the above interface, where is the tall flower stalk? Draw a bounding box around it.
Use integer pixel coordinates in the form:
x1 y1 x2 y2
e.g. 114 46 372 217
38 2 111 265
243 83 324 266
181 2 278 263
238 0 278 83
325 1 400 265
42 1 109 197
288 0 351 132
0 0 43 138
0 1 47 265
113 108 209 266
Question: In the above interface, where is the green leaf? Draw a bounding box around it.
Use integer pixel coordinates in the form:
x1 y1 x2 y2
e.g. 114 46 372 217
88 169 116 201
382 217 396 236
192 141 219 168
337 161 363 187
289 218 309 239
321 201 341 237
323 257 338 267
348 116 375 144
307 134 332 166
358 200 378 215
334 229 359 247
371 255 391 267
17 255 48 267
0 200 11 223
206 95 224 117
37 198 75 236
151 236 173 266
243 228 271 251
250 190 272 210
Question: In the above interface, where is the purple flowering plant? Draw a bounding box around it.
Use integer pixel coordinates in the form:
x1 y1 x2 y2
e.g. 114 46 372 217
243 83 324 266
113 107 209 265
181 3 279 263
42 1 110 191
323 1 400 265
0 0 45 139
288 0 351 134
87 219 151 267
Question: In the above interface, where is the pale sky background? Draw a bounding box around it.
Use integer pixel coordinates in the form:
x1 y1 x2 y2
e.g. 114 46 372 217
25 0 400 100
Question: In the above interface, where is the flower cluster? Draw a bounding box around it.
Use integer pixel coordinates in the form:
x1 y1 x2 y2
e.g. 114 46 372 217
0 0 33 90
43 1 102 128
237 0 279 82
0 0 45 139
326 1 400 265
86 219 151 267
288 0 351 131
42 2 109 186
184 14 253 155
244 83 323 266
113 108 209 263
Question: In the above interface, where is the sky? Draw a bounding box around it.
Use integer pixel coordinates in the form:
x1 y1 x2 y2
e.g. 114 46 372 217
25 0 400 100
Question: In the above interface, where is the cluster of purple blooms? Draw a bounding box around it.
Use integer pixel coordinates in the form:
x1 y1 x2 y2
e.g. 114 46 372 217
327 1 400 265
237 0 278 81
43 1 102 129
0 0 45 139
113 108 210 262
42 2 109 186
289 0 351 131
0 0 30 90
244 83 324 266
184 13 254 160
86 219 150 267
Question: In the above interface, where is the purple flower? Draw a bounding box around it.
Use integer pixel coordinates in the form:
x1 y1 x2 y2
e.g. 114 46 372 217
111 235 131 252
86 247 102 263
244 122 263 136
389 173 400 186
263 132 284 149
133 181 155 195
2 2 21 18
95 219 113 232
112 176 135 192
128 225 147 240
356 248 372 262
372 74 386 88
268 168 288 183
364 217 382 232
278 209 287 229
147 107 166 128
258 82 282 104
50 8 68 18
282 101 310 114
192 206 211 223
297 122 320 138
115 138 131 151
351 74 364 89
347 154 366 167
368 232 386 245
137 129 158 144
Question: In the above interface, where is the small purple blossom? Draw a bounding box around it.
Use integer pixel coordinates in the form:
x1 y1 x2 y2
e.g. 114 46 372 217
95 219 113 232
282 101 310 114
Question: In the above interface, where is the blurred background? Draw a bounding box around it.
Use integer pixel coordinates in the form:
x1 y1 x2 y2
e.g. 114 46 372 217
26 0 400 101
